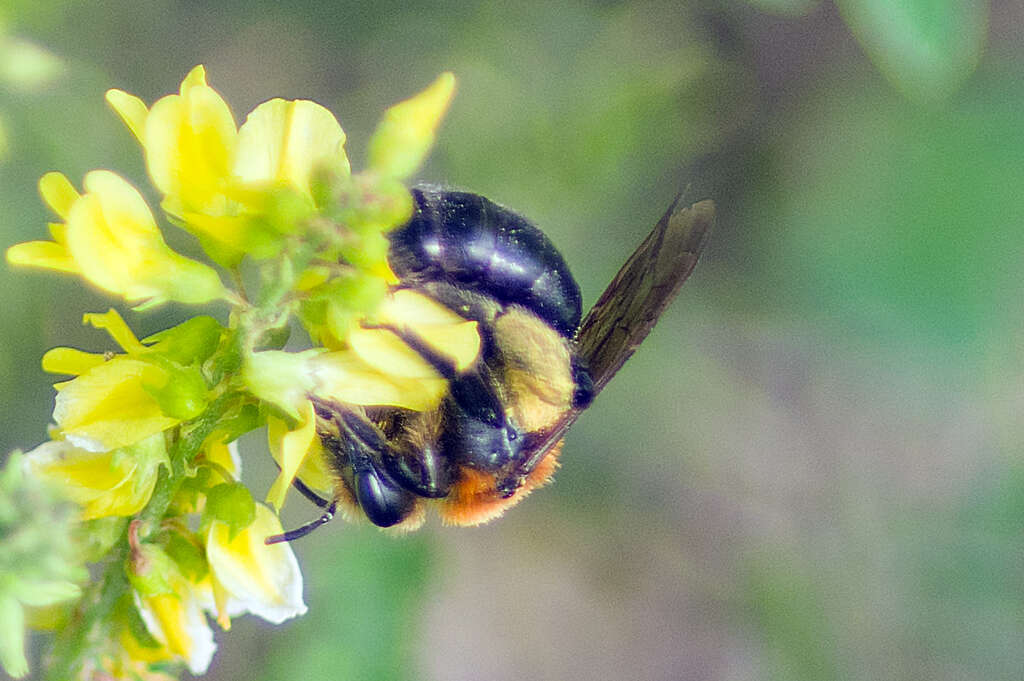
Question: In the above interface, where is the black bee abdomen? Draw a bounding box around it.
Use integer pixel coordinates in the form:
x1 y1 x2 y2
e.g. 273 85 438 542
388 188 582 337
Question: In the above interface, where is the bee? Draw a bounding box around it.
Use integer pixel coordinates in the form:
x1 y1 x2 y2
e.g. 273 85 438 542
267 187 713 543
268 188 594 542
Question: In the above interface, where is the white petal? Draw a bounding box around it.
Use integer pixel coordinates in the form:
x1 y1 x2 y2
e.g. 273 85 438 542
206 503 307 624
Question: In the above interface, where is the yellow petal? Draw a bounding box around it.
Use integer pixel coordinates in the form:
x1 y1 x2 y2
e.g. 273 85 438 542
379 288 463 325
38 171 79 219
266 402 317 511
25 434 167 519
65 172 159 296
41 347 106 376
203 436 241 480
206 503 307 625
311 350 449 410
179 64 208 93
234 98 350 199
367 72 455 179
105 89 149 144
348 326 441 379
242 350 320 419
376 289 481 372
64 172 226 306
53 357 179 451
144 77 236 213
134 586 215 675
83 309 148 355
5 240 79 274
293 442 334 495
411 321 481 373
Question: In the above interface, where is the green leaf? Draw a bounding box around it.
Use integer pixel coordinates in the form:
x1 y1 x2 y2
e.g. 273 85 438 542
204 482 256 540
837 0 989 100
13 580 81 607
212 403 263 444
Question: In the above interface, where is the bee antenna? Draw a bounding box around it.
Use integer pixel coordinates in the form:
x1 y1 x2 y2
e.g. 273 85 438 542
265 500 338 545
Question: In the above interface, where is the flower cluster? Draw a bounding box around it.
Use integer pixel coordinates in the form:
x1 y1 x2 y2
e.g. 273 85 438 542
3 66 459 679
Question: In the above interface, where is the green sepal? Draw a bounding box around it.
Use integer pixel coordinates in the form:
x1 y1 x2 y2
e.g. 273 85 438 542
125 544 176 598
203 482 256 541
263 186 316 235
211 403 263 444
164 530 209 583
142 361 209 421
339 230 391 271
324 172 413 233
299 272 389 345
73 516 129 563
254 324 292 351
174 465 213 513
144 316 225 366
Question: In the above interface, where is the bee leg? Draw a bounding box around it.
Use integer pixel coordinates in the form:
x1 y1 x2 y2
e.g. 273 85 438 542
570 354 595 409
335 407 453 498
264 500 338 545
270 457 333 509
291 475 332 509
386 426 452 498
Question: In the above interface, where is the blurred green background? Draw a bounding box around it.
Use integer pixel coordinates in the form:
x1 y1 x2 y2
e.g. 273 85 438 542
2 1 1022 680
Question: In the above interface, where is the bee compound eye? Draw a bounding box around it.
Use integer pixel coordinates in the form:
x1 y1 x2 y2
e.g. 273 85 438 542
354 469 414 528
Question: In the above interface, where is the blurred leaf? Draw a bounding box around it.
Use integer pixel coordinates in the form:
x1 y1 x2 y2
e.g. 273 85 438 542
761 65 1024 362
256 530 432 681
745 551 843 681
895 463 1024 680
837 0 989 101
0 35 65 91
745 0 820 16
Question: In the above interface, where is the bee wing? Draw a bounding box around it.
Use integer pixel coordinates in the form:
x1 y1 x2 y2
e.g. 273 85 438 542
511 195 714 478
576 196 714 393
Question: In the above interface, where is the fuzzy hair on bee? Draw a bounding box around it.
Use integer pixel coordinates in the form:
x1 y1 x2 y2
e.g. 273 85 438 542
267 187 713 544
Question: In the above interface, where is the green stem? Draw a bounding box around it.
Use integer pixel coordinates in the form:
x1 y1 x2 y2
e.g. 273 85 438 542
139 391 238 536
44 530 129 681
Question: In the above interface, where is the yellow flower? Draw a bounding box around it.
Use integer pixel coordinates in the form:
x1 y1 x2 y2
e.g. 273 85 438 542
205 503 306 629
108 65 236 218
102 629 179 681
133 578 216 676
24 433 168 520
51 358 183 452
5 171 227 309
107 65 352 263
265 401 318 511
43 309 209 452
233 98 350 202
